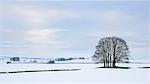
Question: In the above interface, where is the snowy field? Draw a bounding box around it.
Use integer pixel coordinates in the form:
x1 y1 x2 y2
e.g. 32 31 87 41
0 63 150 84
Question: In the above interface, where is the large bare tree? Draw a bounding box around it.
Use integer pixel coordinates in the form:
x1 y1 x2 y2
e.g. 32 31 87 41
92 37 129 67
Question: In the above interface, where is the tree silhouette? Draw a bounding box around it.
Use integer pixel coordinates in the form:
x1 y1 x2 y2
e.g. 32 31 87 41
92 37 129 67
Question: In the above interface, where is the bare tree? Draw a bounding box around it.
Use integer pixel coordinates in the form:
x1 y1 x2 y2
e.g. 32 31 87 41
92 37 129 67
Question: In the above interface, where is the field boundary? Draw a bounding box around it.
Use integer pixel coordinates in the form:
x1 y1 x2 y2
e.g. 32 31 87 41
0 69 81 74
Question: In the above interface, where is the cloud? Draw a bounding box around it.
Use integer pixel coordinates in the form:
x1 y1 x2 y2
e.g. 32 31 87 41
0 6 2 28
26 28 58 43
87 30 134 38
97 10 131 24
9 8 53 24
17 9 48 24
0 46 88 57
0 28 69 48
1 5 75 51
4 4 132 28
7 7 79 24
1 2 148 58
130 47 149 59
74 10 132 25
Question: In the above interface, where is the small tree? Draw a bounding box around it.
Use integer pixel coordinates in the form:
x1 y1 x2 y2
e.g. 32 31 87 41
92 36 129 67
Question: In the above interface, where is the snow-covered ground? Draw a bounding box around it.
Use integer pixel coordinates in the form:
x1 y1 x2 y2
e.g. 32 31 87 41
0 63 150 84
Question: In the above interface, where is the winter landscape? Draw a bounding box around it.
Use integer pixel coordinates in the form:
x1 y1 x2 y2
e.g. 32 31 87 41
0 0 149 84
0 56 150 84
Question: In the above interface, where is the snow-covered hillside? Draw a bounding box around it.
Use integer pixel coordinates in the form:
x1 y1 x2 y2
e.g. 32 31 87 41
0 56 92 64
1 56 150 64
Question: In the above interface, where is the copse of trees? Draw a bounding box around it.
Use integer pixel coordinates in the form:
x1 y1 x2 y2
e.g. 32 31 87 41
92 37 129 67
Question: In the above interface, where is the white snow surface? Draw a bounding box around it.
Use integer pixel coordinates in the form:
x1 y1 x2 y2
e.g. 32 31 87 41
0 63 150 84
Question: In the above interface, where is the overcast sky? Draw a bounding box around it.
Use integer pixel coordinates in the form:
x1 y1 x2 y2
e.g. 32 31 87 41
0 1 149 59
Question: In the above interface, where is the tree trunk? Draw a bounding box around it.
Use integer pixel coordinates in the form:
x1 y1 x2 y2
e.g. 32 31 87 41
113 44 116 67
106 57 108 67
108 53 110 67
113 56 116 67
104 60 105 67
110 54 112 67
